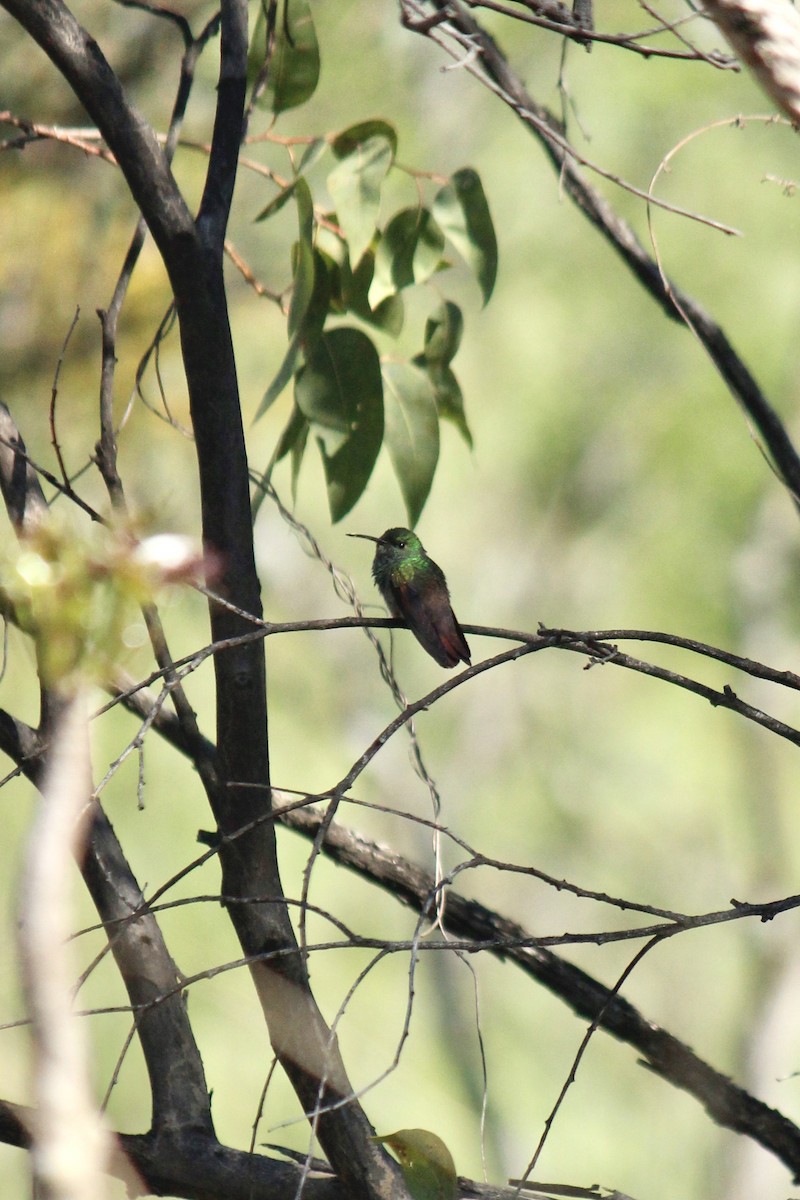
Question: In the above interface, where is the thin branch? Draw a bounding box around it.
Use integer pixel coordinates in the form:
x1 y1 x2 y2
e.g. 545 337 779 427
92 614 800 757
68 667 800 1181
93 12 226 824
519 937 661 1186
461 0 738 64
403 1 800 505
0 110 116 160
0 402 214 1138
0 429 103 522
49 307 80 488
279 805 800 1178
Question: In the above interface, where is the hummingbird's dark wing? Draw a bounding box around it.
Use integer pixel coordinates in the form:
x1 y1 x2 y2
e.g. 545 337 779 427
399 577 471 669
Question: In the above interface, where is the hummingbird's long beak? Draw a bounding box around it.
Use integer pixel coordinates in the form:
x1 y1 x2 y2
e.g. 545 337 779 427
347 533 381 543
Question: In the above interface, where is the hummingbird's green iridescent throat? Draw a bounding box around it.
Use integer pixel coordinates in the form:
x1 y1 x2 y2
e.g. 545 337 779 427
348 527 471 669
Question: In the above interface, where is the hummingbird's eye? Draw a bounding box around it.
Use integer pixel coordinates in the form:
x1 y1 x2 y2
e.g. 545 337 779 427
397 540 406 549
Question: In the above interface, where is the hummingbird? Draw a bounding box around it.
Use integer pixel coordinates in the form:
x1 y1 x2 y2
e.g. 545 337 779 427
348 527 471 669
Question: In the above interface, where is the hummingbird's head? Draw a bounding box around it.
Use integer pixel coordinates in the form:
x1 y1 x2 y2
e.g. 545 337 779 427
352 528 422 554
348 527 423 571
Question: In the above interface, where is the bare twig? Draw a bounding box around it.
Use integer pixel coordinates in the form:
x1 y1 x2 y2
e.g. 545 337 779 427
401 1 800 505
49 307 80 488
460 0 737 64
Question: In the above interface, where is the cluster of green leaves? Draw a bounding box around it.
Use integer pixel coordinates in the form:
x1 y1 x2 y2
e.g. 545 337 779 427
249 0 497 525
0 518 197 687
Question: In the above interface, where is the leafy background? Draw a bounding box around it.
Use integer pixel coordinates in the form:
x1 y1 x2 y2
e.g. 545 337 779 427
2 2 800 1198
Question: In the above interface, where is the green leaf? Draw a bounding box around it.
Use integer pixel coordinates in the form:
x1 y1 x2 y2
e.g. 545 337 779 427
302 249 332 346
325 248 405 335
374 1130 457 1200
288 411 309 502
288 241 315 337
260 0 321 116
254 179 315 421
255 184 331 423
433 168 497 304
254 178 300 224
256 330 303 421
382 362 439 526
331 119 398 161
327 135 393 267
247 3 269 93
255 140 328 224
413 355 473 449
275 403 308 465
282 176 315 344
371 208 446 305
255 253 332 423
295 328 384 521
298 136 328 172
369 293 404 336
422 301 464 366
293 172 314 243
431 363 472 448
251 402 309 520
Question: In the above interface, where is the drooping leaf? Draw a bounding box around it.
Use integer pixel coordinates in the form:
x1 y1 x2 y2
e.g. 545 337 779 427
422 301 464 366
433 168 497 304
325 248 405 335
339 246 378 320
254 178 300 224
295 328 384 521
331 119 398 161
274 403 308 465
323 246 371 317
382 362 439 527
256 330 303 421
374 1130 457 1200
327 135 393 267
368 294 404 336
287 242 315 337
259 0 321 115
250 403 309 521
255 140 328 223
254 179 320 423
293 172 314 243
254 257 331 422
298 136 328 173
288 412 310 502
430 363 472 449
302 249 332 345
247 2 269 93
286 175 315 334
371 208 446 305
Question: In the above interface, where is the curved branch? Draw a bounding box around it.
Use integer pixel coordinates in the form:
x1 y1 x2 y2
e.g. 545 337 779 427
0 714 214 1139
1 0 194 254
457 0 738 64
0 6 405 1191
280 804 800 1179
102 665 800 1180
0 402 214 1136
